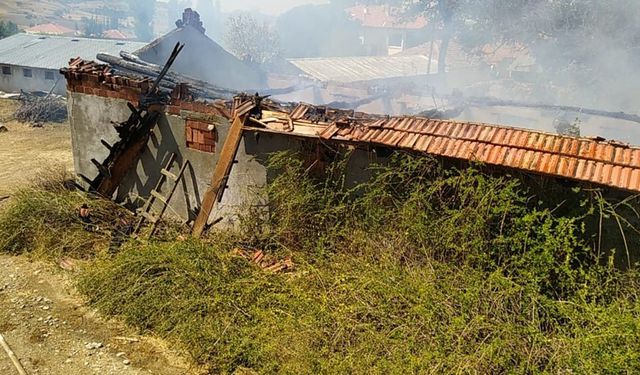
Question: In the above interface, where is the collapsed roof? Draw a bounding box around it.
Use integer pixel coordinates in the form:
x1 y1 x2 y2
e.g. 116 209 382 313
62 58 640 194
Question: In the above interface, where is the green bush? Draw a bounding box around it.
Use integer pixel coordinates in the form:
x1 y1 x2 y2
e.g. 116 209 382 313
6 152 640 373
79 238 640 374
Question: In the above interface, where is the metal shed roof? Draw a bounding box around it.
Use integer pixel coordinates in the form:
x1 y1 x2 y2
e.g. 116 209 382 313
0 33 146 71
287 55 436 83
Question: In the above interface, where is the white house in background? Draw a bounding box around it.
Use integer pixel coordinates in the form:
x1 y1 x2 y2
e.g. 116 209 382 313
347 4 428 56
0 33 145 95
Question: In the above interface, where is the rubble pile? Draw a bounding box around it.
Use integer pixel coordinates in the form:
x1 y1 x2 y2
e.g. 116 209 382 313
14 92 68 124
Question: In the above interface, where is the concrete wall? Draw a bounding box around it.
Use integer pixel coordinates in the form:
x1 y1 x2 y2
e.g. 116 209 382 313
68 92 379 227
0 64 66 95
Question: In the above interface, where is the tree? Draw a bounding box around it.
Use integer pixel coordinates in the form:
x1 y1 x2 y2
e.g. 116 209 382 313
224 15 280 65
128 0 155 41
81 16 107 38
0 20 19 39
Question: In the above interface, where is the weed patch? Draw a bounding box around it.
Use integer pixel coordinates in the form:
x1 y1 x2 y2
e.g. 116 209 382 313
5 152 640 373
0 170 130 259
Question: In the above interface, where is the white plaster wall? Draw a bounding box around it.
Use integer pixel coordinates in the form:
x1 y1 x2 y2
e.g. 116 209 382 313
0 65 66 95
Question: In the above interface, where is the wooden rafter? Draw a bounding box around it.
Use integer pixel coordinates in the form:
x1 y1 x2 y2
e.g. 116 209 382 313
192 114 248 237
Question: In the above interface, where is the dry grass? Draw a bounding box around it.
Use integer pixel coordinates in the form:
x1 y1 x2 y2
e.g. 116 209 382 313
0 98 73 196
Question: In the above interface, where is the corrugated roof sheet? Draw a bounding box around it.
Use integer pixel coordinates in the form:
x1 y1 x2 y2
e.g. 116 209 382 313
287 55 435 83
0 33 146 70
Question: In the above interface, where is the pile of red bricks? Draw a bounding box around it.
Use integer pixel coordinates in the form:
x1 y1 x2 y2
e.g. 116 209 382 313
63 58 150 104
186 119 216 153
62 58 231 120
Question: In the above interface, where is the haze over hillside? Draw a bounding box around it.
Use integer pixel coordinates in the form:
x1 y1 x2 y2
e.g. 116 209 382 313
162 0 329 15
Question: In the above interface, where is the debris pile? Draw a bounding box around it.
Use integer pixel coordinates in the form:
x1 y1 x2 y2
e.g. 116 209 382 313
232 248 294 273
14 91 67 125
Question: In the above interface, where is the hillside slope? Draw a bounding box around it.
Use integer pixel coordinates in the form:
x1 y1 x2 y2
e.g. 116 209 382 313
0 0 128 31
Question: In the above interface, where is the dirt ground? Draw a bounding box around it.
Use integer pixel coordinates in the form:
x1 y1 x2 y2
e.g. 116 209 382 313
0 98 73 197
0 98 198 374
0 255 193 375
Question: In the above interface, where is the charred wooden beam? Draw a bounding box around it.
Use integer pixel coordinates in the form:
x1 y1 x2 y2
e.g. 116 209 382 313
192 113 248 237
98 52 237 100
465 97 640 124
88 45 185 197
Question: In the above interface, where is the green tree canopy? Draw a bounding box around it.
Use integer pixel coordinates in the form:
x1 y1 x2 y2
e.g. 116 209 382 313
0 20 19 39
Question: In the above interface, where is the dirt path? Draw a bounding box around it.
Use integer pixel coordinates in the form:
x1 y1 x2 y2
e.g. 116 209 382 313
0 98 73 197
0 255 195 375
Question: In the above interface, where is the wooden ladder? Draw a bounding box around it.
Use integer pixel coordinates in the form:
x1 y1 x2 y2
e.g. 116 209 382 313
134 153 189 237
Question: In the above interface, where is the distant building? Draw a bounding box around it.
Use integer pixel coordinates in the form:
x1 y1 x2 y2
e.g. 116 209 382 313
271 54 437 115
102 29 131 40
135 9 264 90
401 40 535 75
347 5 428 56
0 33 145 95
288 55 435 84
399 39 538 91
25 23 76 36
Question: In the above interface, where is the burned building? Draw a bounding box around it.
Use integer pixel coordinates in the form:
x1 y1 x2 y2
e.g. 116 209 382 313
61 49 640 236
134 9 264 91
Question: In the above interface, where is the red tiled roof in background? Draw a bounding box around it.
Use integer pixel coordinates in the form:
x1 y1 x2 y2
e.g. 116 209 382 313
102 29 130 40
347 5 427 30
25 23 76 36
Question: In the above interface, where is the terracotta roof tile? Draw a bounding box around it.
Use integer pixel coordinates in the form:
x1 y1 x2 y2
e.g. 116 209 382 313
428 137 444 154
552 138 564 154
557 157 572 178
630 170 640 190
413 135 429 152
632 150 640 168
547 154 560 174
611 166 622 186
603 164 614 185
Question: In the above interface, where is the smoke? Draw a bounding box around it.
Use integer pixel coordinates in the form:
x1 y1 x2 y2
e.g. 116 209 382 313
429 0 640 143
269 0 640 143
152 0 640 143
